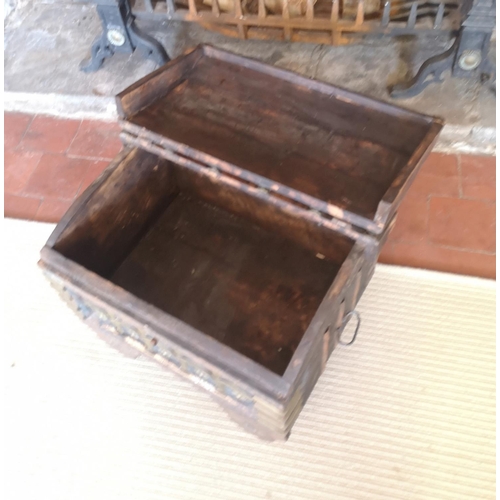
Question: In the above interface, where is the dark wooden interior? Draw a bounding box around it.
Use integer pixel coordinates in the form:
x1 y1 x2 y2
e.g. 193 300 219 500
127 54 433 222
53 150 355 375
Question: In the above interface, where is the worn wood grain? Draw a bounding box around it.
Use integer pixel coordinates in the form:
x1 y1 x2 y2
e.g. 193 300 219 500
53 149 177 278
46 146 358 379
111 193 342 375
119 129 373 241
39 45 443 439
119 45 442 232
173 160 355 262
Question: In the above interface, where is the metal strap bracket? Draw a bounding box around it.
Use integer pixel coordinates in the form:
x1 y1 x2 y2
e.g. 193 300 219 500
339 310 361 346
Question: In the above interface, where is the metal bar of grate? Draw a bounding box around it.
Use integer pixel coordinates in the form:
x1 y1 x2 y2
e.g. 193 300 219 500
129 0 463 45
381 0 391 26
434 1 445 27
407 1 418 27
166 0 176 16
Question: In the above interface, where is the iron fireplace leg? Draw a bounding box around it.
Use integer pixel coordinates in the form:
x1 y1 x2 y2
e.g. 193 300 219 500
81 0 169 73
390 0 496 98
389 40 458 98
128 21 170 67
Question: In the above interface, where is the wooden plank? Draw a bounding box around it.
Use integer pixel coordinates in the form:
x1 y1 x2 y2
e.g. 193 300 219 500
121 118 387 236
45 147 135 249
333 300 346 347
52 148 177 278
282 242 367 386
116 46 203 118
119 130 368 243
201 45 438 124
234 0 243 15
237 24 248 38
119 45 442 235
375 120 444 228
232 0 247 39
111 192 341 376
122 93 424 230
41 241 291 401
171 155 356 262
331 0 339 21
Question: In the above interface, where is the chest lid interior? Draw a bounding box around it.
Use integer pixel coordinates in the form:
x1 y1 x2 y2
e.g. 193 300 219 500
117 44 443 236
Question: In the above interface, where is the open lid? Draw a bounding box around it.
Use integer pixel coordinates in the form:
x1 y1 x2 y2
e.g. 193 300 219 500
117 45 443 236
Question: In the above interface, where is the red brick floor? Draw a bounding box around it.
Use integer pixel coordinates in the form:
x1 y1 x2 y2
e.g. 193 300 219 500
4 112 496 280
4 113 121 223
379 153 496 279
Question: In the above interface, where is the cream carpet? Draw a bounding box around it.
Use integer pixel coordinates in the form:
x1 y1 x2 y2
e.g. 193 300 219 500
3 218 496 500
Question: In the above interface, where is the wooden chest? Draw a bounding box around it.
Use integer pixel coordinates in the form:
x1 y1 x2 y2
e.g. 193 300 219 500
39 45 443 441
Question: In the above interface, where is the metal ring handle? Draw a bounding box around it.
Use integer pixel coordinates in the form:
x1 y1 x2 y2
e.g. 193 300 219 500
339 310 361 346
